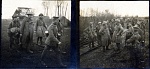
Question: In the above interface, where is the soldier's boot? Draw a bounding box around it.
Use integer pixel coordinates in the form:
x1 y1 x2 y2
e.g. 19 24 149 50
40 37 43 45
57 54 67 67
37 37 39 45
9 41 12 49
89 43 92 50
41 45 49 66
92 41 95 48
26 44 33 54
103 46 105 52
9 37 13 50
9 43 13 50
58 48 66 54
106 45 109 50
116 43 120 51
16 39 21 53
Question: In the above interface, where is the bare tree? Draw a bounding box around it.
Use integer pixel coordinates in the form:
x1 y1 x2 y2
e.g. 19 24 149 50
64 2 68 17
56 0 63 17
42 0 51 16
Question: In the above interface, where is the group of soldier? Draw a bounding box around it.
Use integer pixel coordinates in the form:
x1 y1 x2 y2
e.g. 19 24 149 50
86 17 145 51
85 17 147 67
7 12 66 67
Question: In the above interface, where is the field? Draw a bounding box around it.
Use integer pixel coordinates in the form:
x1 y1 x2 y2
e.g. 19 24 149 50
79 17 149 68
1 19 70 68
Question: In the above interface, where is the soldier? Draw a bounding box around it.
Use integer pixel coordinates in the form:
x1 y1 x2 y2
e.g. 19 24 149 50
20 12 34 53
87 22 97 49
35 13 47 45
112 19 124 51
56 18 67 54
41 21 66 67
126 26 143 68
7 16 21 52
96 22 102 46
99 21 111 51
57 17 64 41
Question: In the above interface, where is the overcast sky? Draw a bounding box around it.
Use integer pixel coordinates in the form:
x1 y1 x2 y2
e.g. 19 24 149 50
80 1 149 17
2 0 71 20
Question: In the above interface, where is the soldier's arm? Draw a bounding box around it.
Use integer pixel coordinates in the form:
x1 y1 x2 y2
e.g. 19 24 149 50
117 24 124 35
60 23 64 34
43 20 47 29
119 24 124 31
126 35 135 43
7 22 13 33
35 20 38 31
20 18 26 34
138 27 144 34
99 26 104 33
8 22 12 29
49 29 60 44
107 27 111 39
18 21 21 28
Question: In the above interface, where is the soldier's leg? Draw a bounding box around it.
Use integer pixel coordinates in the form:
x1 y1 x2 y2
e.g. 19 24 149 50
116 43 120 50
9 36 13 49
15 34 20 52
97 36 101 46
41 45 50 61
28 33 34 53
106 40 109 50
37 37 40 45
92 38 95 48
103 46 105 52
41 45 50 66
26 35 32 53
53 46 66 67
39 37 43 45
89 42 92 49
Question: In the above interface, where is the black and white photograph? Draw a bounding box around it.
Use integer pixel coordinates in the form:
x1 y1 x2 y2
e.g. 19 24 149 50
80 1 149 68
1 0 71 68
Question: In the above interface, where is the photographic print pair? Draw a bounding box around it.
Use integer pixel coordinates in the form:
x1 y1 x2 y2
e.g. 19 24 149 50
1 0 149 68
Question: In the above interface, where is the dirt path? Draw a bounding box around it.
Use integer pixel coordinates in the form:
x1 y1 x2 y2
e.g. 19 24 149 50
80 46 149 68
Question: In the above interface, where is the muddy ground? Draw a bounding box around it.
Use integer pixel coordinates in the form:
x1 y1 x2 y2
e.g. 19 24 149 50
1 19 70 68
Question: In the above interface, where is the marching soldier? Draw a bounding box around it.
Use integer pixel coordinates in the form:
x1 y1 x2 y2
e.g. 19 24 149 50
35 13 47 45
41 21 66 67
20 12 34 53
8 16 21 52
57 17 64 41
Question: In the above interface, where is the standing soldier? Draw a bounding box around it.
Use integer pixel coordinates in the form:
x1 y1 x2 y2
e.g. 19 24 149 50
99 21 111 51
96 22 102 46
41 21 66 67
20 12 34 53
87 22 97 49
126 26 142 68
35 13 47 45
8 16 21 52
112 19 124 51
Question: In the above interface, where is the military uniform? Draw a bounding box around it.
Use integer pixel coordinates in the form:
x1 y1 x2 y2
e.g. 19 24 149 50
112 22 123 50
8 17 20 50
87 22 97 49
99 21 111 51
96 22 102 46
41 22 66 67
20 14 34 53
126 28 143 68
35 13 47 45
